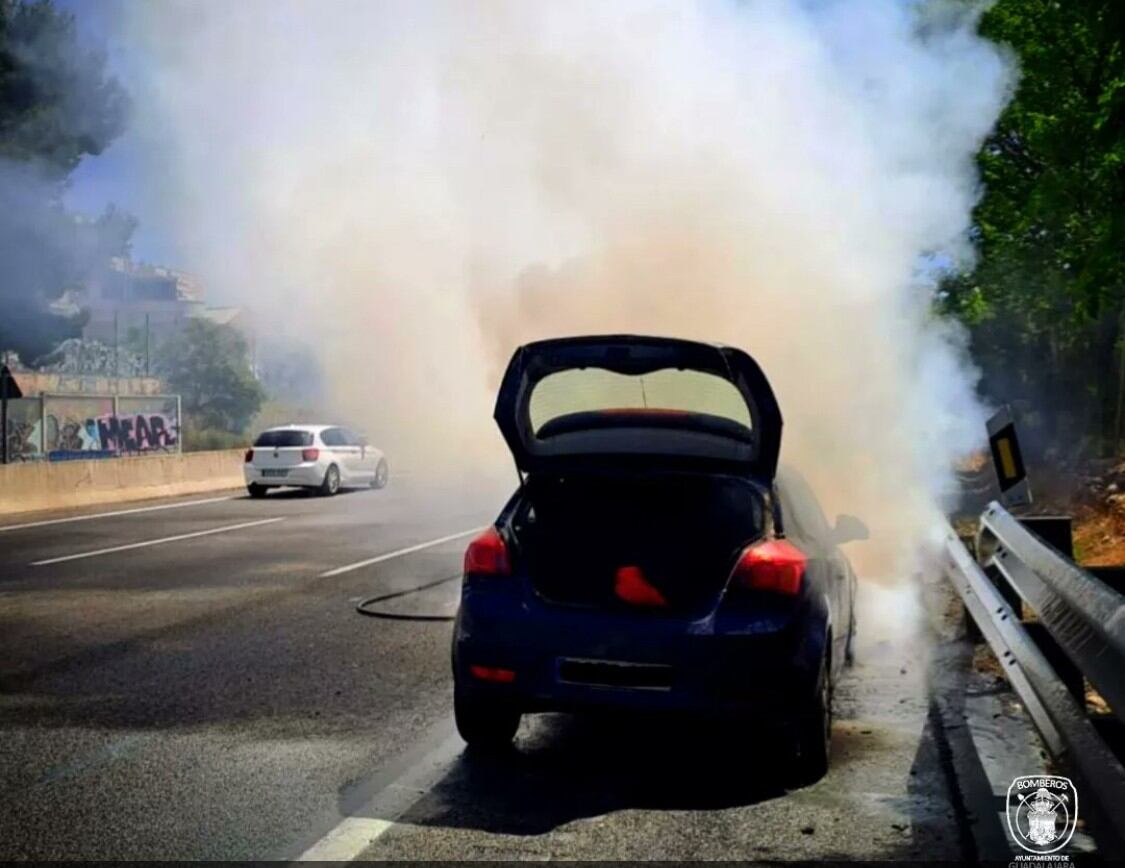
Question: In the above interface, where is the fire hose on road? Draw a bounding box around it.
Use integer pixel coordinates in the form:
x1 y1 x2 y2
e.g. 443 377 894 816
355 573 459 621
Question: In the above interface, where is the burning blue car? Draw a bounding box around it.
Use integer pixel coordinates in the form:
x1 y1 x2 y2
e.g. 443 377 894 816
452 335 863 784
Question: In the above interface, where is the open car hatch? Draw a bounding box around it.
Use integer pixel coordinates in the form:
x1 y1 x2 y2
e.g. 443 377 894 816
493 334 782 480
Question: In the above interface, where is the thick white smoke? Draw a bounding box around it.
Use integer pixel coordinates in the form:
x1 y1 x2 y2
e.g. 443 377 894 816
120 1 1013 582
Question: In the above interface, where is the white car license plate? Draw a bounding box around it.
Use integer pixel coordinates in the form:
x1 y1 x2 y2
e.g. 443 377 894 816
261 469 289 478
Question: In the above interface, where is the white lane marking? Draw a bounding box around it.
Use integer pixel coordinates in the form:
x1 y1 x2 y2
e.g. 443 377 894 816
319 527 484 578
30 517 285 566
294 728 463 862
0 495 240 533
296 818 393 861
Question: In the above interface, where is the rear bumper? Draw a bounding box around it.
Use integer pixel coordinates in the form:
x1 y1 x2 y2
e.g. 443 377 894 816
243 463 325 487
453 590 825 723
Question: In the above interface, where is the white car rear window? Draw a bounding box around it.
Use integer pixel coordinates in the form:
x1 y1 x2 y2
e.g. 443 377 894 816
254 430 313 447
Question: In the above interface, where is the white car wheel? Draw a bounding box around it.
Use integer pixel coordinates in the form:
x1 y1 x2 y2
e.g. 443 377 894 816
320 464 341 496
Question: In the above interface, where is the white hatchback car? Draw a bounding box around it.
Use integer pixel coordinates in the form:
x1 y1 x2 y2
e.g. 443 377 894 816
244 425 388 497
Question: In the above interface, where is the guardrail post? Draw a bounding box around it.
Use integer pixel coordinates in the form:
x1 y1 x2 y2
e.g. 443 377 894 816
1090 566 1125 595
1019 515 1074 558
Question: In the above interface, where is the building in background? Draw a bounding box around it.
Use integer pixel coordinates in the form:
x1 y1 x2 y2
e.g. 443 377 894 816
79 259 253 370
82 258 204 346
3 257 255 385
47 257 254 375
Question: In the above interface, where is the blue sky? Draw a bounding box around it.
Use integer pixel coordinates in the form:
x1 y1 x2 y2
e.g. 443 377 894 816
60 0 176 266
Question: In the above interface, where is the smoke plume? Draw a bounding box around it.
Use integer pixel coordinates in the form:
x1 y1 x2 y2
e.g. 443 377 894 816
120 1 1013 582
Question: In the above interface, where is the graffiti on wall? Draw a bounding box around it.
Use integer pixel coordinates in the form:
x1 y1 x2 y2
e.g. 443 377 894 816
46 412 179 460
5 420 43 461
2 395 181 462
44 396 111 460
3 399 43 461
45 413 177 460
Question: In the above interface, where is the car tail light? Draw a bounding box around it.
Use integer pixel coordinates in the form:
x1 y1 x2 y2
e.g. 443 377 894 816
469 664 516 683
301 448 319 462
464 526 511 577
732 539 806 595
244 449 254 463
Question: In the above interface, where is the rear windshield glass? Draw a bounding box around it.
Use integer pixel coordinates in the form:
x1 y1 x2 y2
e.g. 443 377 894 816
254 430 313 447
528 367 752 435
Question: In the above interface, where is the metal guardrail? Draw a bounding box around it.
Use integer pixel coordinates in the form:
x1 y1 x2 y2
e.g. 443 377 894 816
943 501 1125 858
980 504 1125 725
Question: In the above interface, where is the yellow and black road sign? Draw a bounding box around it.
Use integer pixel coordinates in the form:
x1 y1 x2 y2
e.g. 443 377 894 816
986 405 1031 508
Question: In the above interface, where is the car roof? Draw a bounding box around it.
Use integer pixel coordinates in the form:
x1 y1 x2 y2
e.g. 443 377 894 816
259 424 341 434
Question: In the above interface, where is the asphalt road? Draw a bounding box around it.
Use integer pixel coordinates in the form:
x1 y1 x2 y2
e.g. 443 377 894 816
0 473 1024 860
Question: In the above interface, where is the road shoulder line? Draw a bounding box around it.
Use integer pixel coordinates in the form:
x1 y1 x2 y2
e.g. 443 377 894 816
319 527 484 577
0 494 241 533
290 721 463 862
30 517 285 566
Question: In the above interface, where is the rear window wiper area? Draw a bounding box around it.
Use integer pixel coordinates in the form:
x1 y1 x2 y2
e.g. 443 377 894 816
253 431 314 447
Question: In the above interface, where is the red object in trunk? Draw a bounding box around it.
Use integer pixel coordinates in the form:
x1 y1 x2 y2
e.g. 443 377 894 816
302 447 319 461
614 565 668 607
244 449 253 463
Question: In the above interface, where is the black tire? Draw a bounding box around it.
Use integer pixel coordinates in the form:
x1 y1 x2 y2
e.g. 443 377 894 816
454 690 520 751
845 608 857 666
845 575 858 666
789 654 831 787
319 464 341 497
371 459 389 489
247 483 267 498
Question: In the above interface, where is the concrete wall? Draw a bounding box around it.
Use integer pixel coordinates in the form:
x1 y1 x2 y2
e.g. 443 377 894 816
0 449 245 517
9 369 165 396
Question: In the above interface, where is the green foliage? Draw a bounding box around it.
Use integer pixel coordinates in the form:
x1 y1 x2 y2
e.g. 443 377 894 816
0 0 130 176
0 0 135 361
250 399 322 433
942 0 1125 453
157 319 265 435
180 424 249 454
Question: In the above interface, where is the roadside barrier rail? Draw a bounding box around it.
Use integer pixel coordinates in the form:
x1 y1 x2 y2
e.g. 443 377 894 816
942 501 1125 858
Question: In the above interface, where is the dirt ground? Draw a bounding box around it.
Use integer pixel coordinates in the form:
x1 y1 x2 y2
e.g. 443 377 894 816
1071 501 1125 565
1050 456 1125 566
1008 454 1125 567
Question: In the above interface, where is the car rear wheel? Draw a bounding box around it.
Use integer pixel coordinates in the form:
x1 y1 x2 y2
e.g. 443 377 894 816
789 653 831 787
845 615 857 666
371 459 388 489
845 580 858 666
319 464 341 497
454 690 520 751
247 483 267 498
